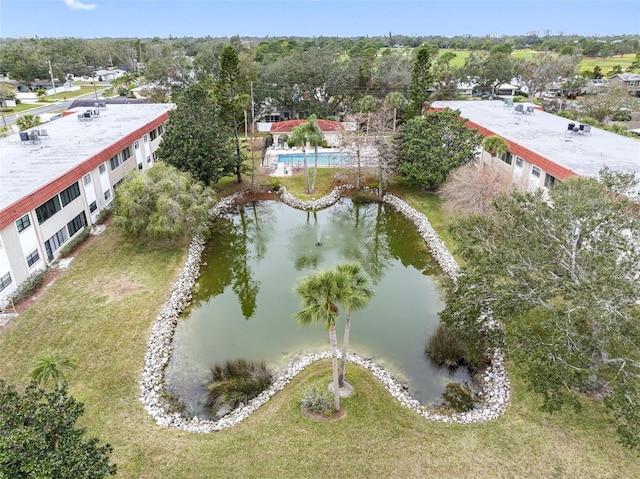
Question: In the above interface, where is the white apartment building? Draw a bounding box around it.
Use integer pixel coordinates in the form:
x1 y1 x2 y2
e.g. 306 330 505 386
0 103 174 305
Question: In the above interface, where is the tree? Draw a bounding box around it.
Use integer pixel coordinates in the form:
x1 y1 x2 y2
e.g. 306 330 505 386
156 83 236 185
578 86 637 123
356 94 380 140
407 43 436 118
31 352 76 388
482 135 509 167
16 114 41 131
462 51 517 97
397 108 482 190
384 92 406 134
440 175 640 448
289 116 324 194
0 380 117 478
336 263 373 388
216 45 244 183
113 162 217 241
294 268 350 411
518 53 579 101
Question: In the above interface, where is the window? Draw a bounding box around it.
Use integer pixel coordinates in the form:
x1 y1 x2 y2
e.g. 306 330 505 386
531 166 541 178
146 155 151 164
26 249 40 267
67 212 87 237
138 163 143 170
99 163 107 175
134 140 140 149
44 227 68 261
113 179 124 190
515 157 524 168
157 124 164 135
15 214 31 233
35 195 62 224
150 129 158 141
500 152 513 165
0 272 12 292
104 189 112 202
544 173 556 188
152 151 158 161
121 146 132 160
144 134 149 143
89 201 97 213
83 173 92 186
60 182 80 207
109 154 121 171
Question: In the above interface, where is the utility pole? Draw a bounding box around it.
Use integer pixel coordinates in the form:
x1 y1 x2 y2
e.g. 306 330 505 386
48 60 58 102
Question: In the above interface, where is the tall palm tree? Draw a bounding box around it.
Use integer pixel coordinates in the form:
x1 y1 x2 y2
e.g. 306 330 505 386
294 268 349 411
31 352 77 388
290 115 324 194
385 92 406 134
482 135 509 168
336 263 373 388
357 95 380 141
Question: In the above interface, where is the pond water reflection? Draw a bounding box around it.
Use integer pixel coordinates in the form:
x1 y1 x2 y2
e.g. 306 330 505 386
166 199 465 416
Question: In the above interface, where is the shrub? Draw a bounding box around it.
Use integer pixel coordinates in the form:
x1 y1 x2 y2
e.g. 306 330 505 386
300 383 336 416
95 207 112 225
441 382 475 412
351 190 378 204
9 267 48 304
577 116 601 127
425 323 468 368
558 110 576 120
59 227 90 258
205 359 273 418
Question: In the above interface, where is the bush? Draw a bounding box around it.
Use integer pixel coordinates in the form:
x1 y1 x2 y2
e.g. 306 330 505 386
441 382 475 412
59 227 90 258
300 383 336 416
425 323 468 368
558 110 576 120
95 207 112 225
9 267 48 304
205 359 273 418
577 116 601 127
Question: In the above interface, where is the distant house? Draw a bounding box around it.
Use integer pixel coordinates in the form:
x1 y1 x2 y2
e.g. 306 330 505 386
269 119 345 147
608 73 640 97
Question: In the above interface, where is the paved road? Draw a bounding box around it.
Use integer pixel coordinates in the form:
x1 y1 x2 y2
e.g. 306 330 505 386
1 89 106 127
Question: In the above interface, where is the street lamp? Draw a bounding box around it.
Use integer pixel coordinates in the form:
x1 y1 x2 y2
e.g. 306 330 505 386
92 71 98 100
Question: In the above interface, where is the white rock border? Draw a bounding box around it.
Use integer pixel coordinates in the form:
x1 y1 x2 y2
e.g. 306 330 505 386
140 186 510 432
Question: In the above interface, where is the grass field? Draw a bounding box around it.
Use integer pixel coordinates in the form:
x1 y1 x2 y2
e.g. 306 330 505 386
1 178 639 478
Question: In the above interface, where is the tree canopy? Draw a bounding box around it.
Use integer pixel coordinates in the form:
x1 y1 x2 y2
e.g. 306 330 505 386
0 380 117 478
113 162 217 241
440 175 640 448
156 83 236 185
397 108 482 190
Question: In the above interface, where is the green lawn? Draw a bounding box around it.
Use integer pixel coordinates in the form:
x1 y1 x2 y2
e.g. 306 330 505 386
1 190 639 478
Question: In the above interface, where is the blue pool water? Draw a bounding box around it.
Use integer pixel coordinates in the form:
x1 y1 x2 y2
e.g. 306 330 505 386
277 152 354 167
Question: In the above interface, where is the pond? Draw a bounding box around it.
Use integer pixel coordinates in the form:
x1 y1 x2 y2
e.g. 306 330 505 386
165 198 466 417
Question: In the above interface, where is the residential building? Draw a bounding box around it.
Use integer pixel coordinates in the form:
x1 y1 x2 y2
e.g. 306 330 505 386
0 103 174 306
269 119 345 147
608 73 640 97
431 100 640 195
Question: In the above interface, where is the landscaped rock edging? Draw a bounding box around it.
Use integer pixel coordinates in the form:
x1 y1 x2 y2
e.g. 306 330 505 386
140 186 511 432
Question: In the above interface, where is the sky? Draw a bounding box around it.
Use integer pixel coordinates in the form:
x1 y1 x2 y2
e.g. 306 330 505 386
0 0 638 39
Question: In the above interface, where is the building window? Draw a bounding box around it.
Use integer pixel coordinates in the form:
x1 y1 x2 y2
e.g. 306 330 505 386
157 124 164 135
150 129 158 141
147 155 152 163
531 166 541 178
0 272 12 292
15 214 31 233
26 249 40 267
83 173 92 186
500 152 513 165
35 195 62 224
113 179 124 190
152 151 158 161
515 157 524 168
44 227 68 261
109 154 121 171
67 212 87 237
121 146 132 160
138 163 143 170
134 140 140 149
89 201 97 213
144 134 149 143
60 182 80 207
99 163 107 175
104 189 112 202
544 173 556 188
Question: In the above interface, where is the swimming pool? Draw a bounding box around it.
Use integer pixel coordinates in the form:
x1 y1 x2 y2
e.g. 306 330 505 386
277 151 354 167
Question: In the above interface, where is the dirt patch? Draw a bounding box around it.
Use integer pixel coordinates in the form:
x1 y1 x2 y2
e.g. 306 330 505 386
94 276 144 302
301 406 346 422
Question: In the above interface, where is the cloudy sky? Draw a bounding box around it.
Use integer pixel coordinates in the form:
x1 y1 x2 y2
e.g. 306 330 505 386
1 1 638 38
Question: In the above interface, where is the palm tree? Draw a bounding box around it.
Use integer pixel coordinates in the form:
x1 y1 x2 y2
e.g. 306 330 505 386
31 352 77 388
16 113 41 132
294 268 349 411
336 263 373 388
290 115 324 194
305 115 324 192
385 92 406 134
482 135 509 168
357 95 380 141
234 93 252 141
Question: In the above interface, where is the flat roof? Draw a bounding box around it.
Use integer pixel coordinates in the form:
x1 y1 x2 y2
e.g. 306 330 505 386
431 100 640 181
0 103 174 211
